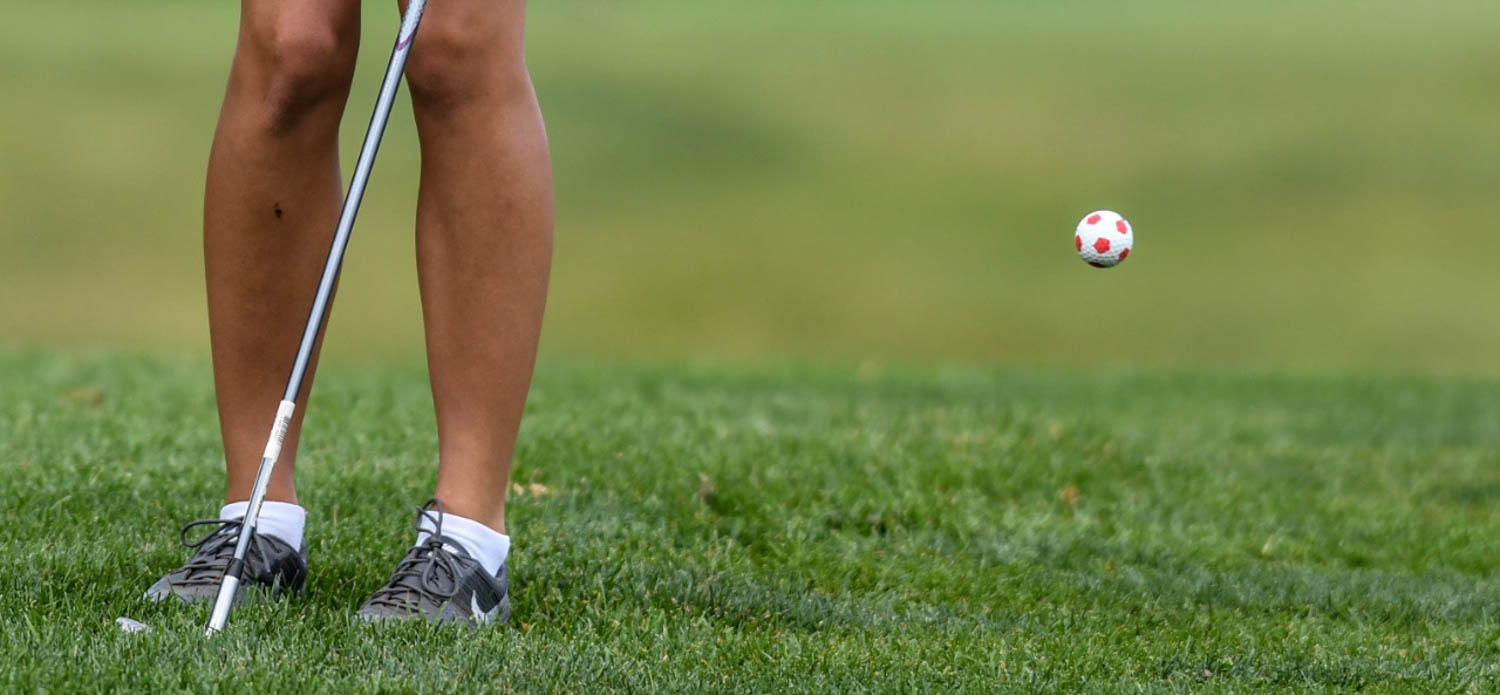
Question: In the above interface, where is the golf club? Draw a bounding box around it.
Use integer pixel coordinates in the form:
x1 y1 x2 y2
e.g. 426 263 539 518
203 0 428 636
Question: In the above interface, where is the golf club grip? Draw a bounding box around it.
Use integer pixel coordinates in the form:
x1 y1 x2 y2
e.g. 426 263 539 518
204 0 427 636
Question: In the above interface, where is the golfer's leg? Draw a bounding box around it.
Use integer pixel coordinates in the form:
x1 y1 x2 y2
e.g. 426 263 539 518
403 0 553 532
205 0 361 505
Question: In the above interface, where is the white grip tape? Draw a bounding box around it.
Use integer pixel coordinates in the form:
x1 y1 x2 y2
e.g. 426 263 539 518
261 400 296 462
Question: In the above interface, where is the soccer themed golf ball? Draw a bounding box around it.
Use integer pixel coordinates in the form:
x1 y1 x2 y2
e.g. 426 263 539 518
1075 210 1133 268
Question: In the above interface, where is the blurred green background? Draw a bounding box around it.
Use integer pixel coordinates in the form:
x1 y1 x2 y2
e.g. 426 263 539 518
3 0 1498 371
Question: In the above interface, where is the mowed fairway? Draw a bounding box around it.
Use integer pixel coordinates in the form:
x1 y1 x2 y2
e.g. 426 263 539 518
3 351 1500 692
6 0 1500 691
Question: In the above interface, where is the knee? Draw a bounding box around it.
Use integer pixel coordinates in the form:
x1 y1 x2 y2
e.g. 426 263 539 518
241 18 359 132
404 20 530 113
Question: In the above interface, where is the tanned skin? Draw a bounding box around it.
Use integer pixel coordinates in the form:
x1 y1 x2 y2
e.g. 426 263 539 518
205 0 551 533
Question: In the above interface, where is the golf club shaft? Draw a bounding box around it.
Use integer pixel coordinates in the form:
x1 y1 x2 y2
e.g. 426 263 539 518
206 0 428 635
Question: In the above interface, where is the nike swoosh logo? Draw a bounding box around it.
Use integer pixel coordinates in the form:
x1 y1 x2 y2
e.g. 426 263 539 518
471 593 499 622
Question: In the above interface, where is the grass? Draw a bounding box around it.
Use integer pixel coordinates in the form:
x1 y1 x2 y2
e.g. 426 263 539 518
4 0 1500 370
5 350 1500 692
5 1 1500 689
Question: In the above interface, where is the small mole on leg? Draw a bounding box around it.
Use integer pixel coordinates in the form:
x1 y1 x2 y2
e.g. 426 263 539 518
274 204 283 219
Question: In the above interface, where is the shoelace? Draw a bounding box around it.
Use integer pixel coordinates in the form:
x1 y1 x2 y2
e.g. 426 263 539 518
175 518 273 585
364 499 465 609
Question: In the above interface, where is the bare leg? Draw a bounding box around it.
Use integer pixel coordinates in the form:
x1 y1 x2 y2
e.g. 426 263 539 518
205 0 362 505
400 0 554 532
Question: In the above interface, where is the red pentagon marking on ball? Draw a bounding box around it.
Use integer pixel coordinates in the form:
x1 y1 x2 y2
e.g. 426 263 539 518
1093 237 1111 254
1115 220 1129 235
1075 235 1083 251
1086 214 1102 225
1120 248 1130 260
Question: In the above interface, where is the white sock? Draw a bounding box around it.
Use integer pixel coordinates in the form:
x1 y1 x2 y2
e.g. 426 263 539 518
418 511 510 576
221 501 306 550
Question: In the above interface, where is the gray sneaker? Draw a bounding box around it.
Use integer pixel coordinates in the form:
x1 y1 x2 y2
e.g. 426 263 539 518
144 516 308 603
357 499 510 626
